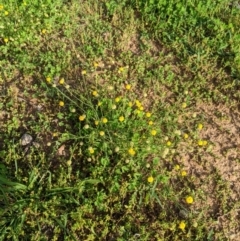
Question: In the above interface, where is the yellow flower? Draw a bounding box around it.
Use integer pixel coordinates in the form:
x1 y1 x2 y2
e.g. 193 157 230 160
139 106 144 111
118 67 124 73
197 123 203 130
202 140 208 146
59 78 64 84
147 176 154 183
151 130 157 136
4 11 8 16
0 5 3 10
181 170 187 177
93 62 98 67
41 29 47 34
179 221 186 231
97 101 102 106
182 102 187 108
81 70 86 75
99 131 105 136
59 101 64 107
128 101 133 107
166 141 172 146
174 165 180 170
186 196 194 204
95 120 99 126
125 84 131 90
128 147 136 156
135 100 141 108
102 117 108 123
92 90 98 97
46 77 51 83
146 112 151 118
88 147 94 154
198 140 203 146
3 38 8 43
119 116 124 122
79 114 86 121
148 121 153 125
183 133 189 139
115 97 121 103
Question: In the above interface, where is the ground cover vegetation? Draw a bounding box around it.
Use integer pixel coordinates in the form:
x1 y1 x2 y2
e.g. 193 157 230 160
0 0 240 240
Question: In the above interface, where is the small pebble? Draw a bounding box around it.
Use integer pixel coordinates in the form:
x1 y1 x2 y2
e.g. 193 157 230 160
20 133 33 146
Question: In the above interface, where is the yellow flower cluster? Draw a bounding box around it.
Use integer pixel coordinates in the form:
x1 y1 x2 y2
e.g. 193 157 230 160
135 100 144 111
198 140 208 146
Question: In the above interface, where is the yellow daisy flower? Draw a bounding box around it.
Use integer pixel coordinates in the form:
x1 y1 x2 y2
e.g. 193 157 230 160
88 147 94 154
151 130 157 136
146 112 151 118
59 101 64 107
125 84 131 90
179 221 186 231
59 78 65 84
147 176 154 183
119 116 124 122
128 147 136 156
102 117 108 123
186 196 194 204
79 114 86 121
99 131 105 136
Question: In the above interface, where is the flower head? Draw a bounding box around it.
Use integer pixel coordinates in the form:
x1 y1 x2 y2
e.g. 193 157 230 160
181 170 187 177
182 102 187 108
115 97 121 103
147 176 154 183
146 112 151 118
88 147 94 154
59 101 64 107
81 70 87 75
102 117 108 124
41 29 47 34
186 196 194 204
79 114 86 121
151 130 157 136
46 77 51 83
125 84 131 90
128 147 136 156
118 67 124 73
59 78 64 84
166 141 172 146
197 123 203 130
119 116 124 122
4 38 8 43
148 121 153 125
92 90 98 97
99 131 105 136
179 221 186 231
